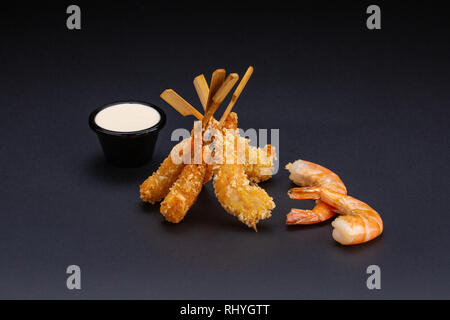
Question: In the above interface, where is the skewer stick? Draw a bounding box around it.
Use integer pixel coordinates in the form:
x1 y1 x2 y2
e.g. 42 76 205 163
160 89 204 120
193 74 209 111
206 69 226 111
219 66 254 126
202 73 239 127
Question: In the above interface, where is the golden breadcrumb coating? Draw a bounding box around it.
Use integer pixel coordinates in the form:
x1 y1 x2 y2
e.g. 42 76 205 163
208 112 276 184
139 140 188 204
202 112 238 185
225 112 275 183
203 165 214 185
140 112 275 228
222 111 238 130
244 144 276 183
213 132 275 231
159 119 213 223
160 163 207 223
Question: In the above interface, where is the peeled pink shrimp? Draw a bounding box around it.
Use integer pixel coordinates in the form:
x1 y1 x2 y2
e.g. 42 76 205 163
288 187 383 245
286 159 347 224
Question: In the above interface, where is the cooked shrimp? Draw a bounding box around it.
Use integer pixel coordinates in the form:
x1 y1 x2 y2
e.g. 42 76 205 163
139 139 188 204
286 159 347 224
245 144 276 183
202 112 238 185
213 115 275 231
288 187 383 245
222 110 238 130
228 112 275 183
141 112 214 203
202 112 276 185
160 162 207 223
141 112 275 225
159 118 212 223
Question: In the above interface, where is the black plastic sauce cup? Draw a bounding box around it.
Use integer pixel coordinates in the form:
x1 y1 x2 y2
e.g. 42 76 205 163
89 101 166 167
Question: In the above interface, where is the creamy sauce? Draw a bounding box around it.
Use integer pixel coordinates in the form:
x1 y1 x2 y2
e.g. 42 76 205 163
95 103 161 132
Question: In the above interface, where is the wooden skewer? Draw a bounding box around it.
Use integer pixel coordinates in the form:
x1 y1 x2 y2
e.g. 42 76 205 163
219 66 254 126
205 69 226 111
160 89 204 120
202 73 239 127
193 74 209 111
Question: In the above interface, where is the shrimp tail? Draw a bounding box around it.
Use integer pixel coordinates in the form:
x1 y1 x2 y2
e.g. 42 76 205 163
286 201 336 225
292 187 384 245
288 187 321 200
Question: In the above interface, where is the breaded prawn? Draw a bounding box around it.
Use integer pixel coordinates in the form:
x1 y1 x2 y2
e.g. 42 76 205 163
224 112 275 183
139 115 230 203
140 110 274 197
159 119 214 223
203 112 276 184
139 139 188 204
213 119 275 231
160 162 207 223
202 112 238 184
243 142 276 183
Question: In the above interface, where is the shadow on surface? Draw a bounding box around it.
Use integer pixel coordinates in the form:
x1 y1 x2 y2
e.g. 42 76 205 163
139 185 274 234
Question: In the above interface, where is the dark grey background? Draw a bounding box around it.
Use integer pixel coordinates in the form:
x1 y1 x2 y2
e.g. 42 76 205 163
0 1 449 299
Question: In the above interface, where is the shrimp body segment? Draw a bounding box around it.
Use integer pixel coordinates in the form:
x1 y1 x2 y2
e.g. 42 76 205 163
213 160 275 231
160 163 207 223
287 201 336 225
140 112 276 228
159 118 216 223
213 124 275 231
286 160 347 224
140 139 189 204
202 112 276 185
222 112 276 183
244 144 276 183
289 187 383 245
202 112 238 185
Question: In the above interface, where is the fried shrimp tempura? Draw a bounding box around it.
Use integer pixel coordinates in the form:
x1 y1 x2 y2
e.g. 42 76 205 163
213 120 275 231
224 112 275 183
159 119 215 223
140 112 275 227
202 113 238 185
244 144 276 183
202 112 276 185
139 139 188 204
222 111 238 129
160 163 207 223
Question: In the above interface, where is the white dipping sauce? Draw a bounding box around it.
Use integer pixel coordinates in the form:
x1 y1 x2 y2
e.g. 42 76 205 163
95 103 161 132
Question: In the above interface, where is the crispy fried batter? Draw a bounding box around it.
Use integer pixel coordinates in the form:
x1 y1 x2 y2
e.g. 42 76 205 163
139 140 188 204
202 112 276 184
213 128 275 230
202 112 238 185
140 112 276 228
159 120 212 223
245 144 276 183
222 111 238 129
224 112 275 183
203 165 214 185
160 163 207 223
